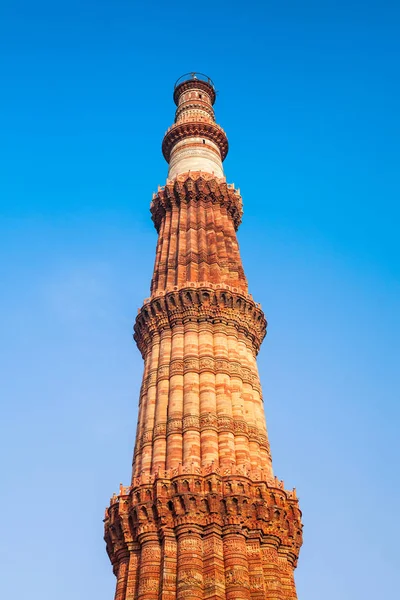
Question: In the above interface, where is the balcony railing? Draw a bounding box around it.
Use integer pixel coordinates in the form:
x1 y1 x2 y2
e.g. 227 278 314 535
174 72 215 90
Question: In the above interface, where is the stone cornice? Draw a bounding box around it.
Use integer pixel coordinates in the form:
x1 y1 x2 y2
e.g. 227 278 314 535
162 121 229 162
133 286 267 357
105 473 302 570
151 173 243 232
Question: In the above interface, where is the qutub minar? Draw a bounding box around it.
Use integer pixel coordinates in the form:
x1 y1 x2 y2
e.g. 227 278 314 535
104 73 303 600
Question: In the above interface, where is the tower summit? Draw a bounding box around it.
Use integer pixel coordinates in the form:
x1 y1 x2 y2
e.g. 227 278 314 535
163 73 227 179
104 73 303 600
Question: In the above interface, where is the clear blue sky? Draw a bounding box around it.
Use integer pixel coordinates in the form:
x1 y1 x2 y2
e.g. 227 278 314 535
1 1 399 599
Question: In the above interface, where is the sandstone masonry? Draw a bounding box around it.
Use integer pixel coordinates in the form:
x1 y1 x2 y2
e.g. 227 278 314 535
104 73 303 600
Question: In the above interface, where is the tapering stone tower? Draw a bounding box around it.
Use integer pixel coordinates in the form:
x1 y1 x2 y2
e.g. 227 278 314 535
104 73 303 600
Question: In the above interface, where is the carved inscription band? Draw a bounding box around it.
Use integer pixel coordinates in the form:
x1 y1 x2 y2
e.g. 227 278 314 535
140 416 271 453
144 356 262 394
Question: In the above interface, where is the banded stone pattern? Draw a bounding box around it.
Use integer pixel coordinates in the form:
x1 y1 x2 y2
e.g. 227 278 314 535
150 173 245 294
105 75 302 600
163 78 228 179
132 315 271 480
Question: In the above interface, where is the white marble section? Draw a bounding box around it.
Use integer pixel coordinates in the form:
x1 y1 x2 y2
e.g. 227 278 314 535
168 137 224 179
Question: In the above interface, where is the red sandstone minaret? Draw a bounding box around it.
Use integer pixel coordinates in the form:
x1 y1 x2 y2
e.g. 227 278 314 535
104 73 303 600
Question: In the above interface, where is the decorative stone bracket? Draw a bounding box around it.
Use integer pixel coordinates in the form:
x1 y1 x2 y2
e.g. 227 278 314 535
151 172 243 232
162 121 229 163
134 285 267 357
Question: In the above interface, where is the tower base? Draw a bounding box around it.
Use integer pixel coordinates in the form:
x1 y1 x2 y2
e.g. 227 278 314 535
105 470 302 600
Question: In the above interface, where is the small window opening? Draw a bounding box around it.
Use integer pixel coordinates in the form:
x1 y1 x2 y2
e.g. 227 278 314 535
199 94 202 99
202 139 206 144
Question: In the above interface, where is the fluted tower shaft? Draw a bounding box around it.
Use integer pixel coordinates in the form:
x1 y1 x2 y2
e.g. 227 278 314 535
105 73 303 600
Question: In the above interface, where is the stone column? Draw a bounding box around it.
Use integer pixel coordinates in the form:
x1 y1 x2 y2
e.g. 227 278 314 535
157 208 172 290
125 543 140 600
151 214 165 293
141 334 160 474
167 323 184 469
247 348 273 480
132 349 151 479
223 529 251 600
261 545 284 600
213 203 228 281
160 533 178 600
186 197 199 282
238 334 258 469
137 533 161 600
227 330 250 469
203 528 226 600
246 538 266 600
114 550 130 600
199 321 219 467
206 203 221 283
214 325 235 469
166 203 180 289
197 199 208 282
277 552 298 600
176 527 204 600
152 327 172 472
176 201 187 288
224 209 247 290
183 321 201 469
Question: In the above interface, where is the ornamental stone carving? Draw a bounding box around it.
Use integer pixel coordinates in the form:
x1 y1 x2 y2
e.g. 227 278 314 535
167 418 183 434
162 122 228 162
105 74 303 600
151 172 243 232
134 286 267 357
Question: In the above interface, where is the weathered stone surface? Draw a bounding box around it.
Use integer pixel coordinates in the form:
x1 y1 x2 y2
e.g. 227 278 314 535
165 77 227 179
105 74 303 600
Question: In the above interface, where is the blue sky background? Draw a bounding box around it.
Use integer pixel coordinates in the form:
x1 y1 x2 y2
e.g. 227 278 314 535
1 1 399 598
